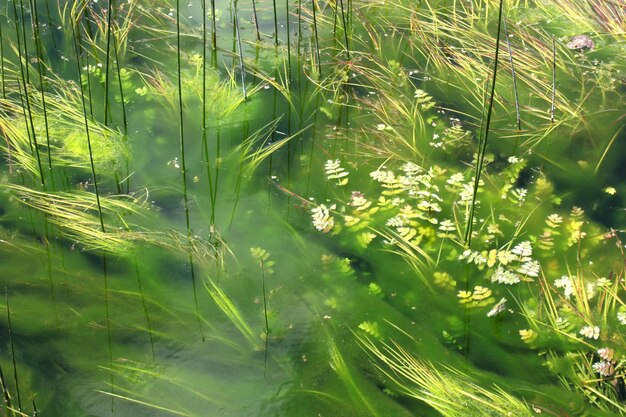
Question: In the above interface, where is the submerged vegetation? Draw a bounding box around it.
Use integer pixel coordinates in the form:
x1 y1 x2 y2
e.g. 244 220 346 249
0 0 625 415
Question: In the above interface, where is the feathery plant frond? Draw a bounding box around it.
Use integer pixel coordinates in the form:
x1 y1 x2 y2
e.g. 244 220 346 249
205 278 257 347
4 183 141 253
359 336 535 417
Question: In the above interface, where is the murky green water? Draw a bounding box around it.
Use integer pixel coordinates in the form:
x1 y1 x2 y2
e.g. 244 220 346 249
1 0 626 416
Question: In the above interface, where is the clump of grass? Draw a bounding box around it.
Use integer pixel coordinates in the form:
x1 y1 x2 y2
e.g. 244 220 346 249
359 336 535 417
0 78 129 180
516 223 626 413
205 278 257 347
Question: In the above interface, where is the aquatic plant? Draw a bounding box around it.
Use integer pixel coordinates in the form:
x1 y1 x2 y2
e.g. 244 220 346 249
0 0 625 415
360 336 536 417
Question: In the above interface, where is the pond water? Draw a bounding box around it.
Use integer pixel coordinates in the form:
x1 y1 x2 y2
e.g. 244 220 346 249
1 0 625 416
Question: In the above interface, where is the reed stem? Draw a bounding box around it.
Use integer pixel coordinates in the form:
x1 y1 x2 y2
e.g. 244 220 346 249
30 0 53 173
260 259 270 376
285 0 292 82
177 0 205 341
211 0 216 50
71 21 113 404
234 1 247 100
5 291 22 411
338 0 350 59
12 0 45 186
0 364 14 413
251 0 261 41
103 0 114 125
134 260 156 357
502 17 521 130
272 0 279 45
201 0 216 225
0 18 6 99
312 0 321 76
551 35 556 124
463 0 504 247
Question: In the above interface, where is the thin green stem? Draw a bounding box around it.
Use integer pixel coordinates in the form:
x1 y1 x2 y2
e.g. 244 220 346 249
134 259 156 358
550 35 556 124
285 0 292 82
30 0 53 173
177 0 205 341
463 0 504 247
103 0 114 125
338 0 350 59
0 364 14 413
72 21 112 391
312 0 321 76
272 0 279 46
234 1 247 100
201 0 216 225
0 18 6 99
502 18 521 131
211 0 216 50
251 0 261 41
260 259 270 376
5 291 22 411
12 0 45 186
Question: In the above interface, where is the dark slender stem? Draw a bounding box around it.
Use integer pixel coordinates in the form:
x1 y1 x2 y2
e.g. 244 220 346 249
502 18 521 130
30 0 53 172
0 364 14 412
5 291 22 411
18 0 29 85
43 0 56 50
338 0 350 59
285 0 292 82
297 0 302 56
211 0 216 50
71 24 112 403
103 0 114 125
551 35 556 124
463 0 504 247
234 1 247 100
12 0 45 186
272 0 278 46
260 259 270 376
16 78 33 152
201 0 216 225
176 0 191 237
0 18 6 99
177 0 205 341
251 0 261 41
134 259 156 357
312 0 321 76
112 27 128 193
